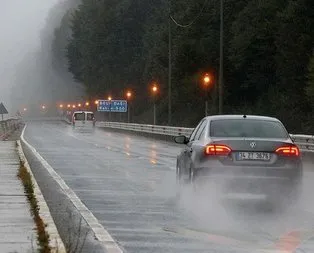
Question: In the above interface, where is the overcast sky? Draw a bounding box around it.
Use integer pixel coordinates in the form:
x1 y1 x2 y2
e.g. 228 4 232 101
0 0 59 115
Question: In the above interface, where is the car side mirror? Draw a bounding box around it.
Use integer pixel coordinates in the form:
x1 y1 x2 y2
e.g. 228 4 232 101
174 135 189 144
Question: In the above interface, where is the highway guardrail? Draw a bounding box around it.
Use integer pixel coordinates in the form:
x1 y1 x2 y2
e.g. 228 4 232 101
96 121 314 153
96 121 193 137
290 134 314 153
0 118 21 140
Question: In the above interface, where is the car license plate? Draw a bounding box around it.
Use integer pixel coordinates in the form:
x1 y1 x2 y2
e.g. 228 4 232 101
237 152 271 161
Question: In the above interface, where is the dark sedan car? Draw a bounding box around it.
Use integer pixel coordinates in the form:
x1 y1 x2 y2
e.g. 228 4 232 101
174 115 302 206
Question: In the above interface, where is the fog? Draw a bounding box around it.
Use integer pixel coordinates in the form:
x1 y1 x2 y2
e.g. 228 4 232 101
0 0 83 116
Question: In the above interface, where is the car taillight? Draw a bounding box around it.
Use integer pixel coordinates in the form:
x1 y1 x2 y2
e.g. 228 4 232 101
275 146 300 157
205 144 231 156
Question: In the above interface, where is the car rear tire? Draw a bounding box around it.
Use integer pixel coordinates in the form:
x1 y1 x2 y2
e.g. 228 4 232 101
190 168 206 193
175 163 184 198
176 163 194 198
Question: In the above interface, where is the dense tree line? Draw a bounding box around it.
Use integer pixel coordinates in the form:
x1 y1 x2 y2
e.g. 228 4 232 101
61 0 314 131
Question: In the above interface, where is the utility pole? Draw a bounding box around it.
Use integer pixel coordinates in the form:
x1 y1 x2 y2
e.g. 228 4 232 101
152 84 158 125
213 79 218 114
127 104 130 123
153 101 156 125
168 1 172 125
218 0 224 115
203 73 211 116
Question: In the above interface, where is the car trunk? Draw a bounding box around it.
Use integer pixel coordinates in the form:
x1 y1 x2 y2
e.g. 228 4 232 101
209 137 294 167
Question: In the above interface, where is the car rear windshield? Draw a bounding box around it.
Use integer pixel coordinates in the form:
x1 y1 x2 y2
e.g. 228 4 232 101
74 113 85 121
87 113 94 121
210 119 289 138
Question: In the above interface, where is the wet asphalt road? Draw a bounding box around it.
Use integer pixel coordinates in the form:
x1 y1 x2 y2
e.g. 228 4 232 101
23 121 314 253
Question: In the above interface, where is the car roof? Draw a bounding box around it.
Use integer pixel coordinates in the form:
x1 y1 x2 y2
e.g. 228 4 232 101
204 115 281 122
73 111 94 114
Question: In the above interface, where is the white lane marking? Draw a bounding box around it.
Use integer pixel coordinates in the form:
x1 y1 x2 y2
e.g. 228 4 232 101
21 124 124 253
223 193 267 200
17 140 66 253
253 251 289 253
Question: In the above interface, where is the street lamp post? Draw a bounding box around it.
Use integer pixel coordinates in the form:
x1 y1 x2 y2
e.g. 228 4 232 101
218 0 224 114
94 100 99 112
126 91 132 123
108 96 112 121
152 85 158 125
67 104 71 120
94 100 99 119
168 1 172 126
203 74 212 116
59 104 64 117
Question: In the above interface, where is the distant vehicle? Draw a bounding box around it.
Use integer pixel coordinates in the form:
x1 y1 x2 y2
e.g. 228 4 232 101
72 111 95 131
174 115 302 207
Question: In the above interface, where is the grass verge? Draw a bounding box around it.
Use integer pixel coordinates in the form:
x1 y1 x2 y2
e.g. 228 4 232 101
18 160 51 253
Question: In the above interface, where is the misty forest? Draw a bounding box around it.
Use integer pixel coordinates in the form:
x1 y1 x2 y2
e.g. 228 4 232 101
21 0 314 132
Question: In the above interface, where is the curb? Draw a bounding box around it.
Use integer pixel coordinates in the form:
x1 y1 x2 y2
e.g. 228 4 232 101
17 140 66 253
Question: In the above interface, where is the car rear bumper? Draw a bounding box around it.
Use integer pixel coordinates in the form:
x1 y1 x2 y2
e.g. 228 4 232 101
193 165 302 197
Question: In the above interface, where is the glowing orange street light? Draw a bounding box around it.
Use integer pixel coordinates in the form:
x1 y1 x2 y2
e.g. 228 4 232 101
152 85 158 93
85 102 90 106
78 103 82 107
203 73 211 86
59 104 64 109
108 96 112 101
23 108 27 112
67 104 71 108
94 100 99 105
72 105 76 109
41 105 46 110
126 91 132 99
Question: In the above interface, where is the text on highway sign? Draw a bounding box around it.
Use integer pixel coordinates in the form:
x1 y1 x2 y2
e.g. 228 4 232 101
97 100 128 112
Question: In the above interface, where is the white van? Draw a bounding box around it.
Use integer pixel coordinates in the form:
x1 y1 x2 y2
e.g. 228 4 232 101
72 111 95 131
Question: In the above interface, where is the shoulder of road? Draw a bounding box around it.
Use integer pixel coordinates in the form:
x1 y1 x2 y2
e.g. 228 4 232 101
0 125 65 253
0 141 37 252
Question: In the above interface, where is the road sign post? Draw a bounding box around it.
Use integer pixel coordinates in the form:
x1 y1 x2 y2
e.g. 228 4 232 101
0 103 8 121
